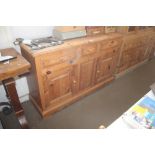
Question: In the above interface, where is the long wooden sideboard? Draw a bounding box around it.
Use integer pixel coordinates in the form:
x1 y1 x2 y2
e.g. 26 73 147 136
20 28 155 117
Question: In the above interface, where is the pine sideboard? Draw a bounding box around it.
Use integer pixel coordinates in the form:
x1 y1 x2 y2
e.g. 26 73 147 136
20 29 155 117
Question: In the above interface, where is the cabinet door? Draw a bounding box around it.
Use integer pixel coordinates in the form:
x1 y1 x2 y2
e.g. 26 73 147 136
118 47 143 72
128 48 140 67
118 52 130 72
150 46 155 59
79 59 96 91
43 67 73 106
95 57 114 84
138 46 150 62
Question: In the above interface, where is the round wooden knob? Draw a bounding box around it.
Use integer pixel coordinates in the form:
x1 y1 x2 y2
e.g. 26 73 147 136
69 60 73 64
73 80 77 84
97 70 100 73
46 70 52 75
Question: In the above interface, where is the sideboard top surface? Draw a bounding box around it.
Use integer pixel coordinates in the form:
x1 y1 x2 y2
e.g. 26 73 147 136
20 32 123 58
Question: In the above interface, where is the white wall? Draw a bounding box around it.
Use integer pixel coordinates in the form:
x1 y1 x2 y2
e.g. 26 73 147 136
0 26 54 103
10 26 53 40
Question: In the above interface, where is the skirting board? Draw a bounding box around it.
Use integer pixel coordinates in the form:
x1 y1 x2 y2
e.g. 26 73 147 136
115 59 148 79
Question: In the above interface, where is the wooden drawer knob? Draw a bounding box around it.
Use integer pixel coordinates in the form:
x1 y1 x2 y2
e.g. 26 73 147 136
69 60 74 64
73 80 77 84
97 70 100 73
46 70 52 75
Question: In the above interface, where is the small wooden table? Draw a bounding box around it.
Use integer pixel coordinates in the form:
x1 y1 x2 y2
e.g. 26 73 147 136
0 48 31 129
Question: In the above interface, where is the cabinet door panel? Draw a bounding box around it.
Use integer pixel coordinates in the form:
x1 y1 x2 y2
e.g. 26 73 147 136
138 46 150 61
79 60 95 91
49 73 71 100
128 48 140 66
118 45 149 73
150 46 155 59
44 67 73 106
71 65 79 94
81 43 97 56
95 57 114 83
119 53 130 72
119 49 139 70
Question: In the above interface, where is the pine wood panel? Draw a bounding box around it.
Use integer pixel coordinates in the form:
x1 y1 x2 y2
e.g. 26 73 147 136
95 57 114 83
79 59 95 91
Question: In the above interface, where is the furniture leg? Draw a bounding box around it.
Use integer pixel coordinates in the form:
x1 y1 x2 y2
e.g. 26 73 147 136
2 78 29 129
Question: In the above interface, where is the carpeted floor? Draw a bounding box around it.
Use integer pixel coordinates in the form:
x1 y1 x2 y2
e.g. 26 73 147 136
1 58 155 129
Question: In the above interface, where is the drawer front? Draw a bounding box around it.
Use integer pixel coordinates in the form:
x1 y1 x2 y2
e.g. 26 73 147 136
99 39 121 50
86 27 104 36
105 26 116 33
40 49 78 68
42 66 71 80
81 43 97 56
41 55 69 68
99 47 119 59
56 26 85 32
40 51 67 68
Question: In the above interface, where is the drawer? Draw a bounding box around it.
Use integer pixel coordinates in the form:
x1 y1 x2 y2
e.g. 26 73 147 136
99 39 121 50
105 26 116 33
40 55 68 68
100 47 119 59
86 27 104 36
81 43 97 56
40 49 78 68
42 66 71 79
55 26 85 32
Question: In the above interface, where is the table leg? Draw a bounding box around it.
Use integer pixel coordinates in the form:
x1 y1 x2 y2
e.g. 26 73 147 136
2 78 29 129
